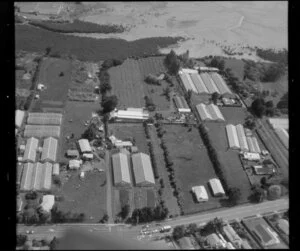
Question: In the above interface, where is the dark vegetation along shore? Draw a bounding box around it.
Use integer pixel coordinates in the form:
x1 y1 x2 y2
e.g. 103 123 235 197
29 19 126 34
16 24 183 62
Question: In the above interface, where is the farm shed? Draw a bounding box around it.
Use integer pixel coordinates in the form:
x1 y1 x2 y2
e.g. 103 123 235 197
27 112 63 125
132 153 155 186
199 73 220 94
242 152 260 161
223 224 243 247
191 186 208 202
67 149 79 158
196 103 213 121
206 104 225 121
112 152 131 186
40 195 55 213
277 219 289 235
275 128 289 149
252 224 280 247
15 110 25 128
83 153 93 159
78 139 92 153
52 163 59 176
177 237 195 250
226 124 240 150
32 162 45 190
41 137 58 162
20 163 35 191
69 159 81 169
252 165 275 175
199 66 219 72
209 178 225 197
24 125 61 138
173 95 191 113
110 109 149 121
42 162 53 190
268 118 289 130
115 141 133 148
236 124 249 151
210 73 233 96
23 137 39 162
206 233 225 248
179 71 197 93
190 73 209 93
251 137 261 153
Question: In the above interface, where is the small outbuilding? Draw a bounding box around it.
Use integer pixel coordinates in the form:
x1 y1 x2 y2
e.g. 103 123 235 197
191 186 208 202
67 149 79 158
69 159 82 170
52 163 60 176
78 139 92 153
209 178 225 197
40 195 55 213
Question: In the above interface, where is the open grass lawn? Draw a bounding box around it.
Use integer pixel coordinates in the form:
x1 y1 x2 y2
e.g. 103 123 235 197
242 217 289 249
146 189 156 208
59 101 100 162
54 170 107 223
163 125 222 214
219 106 248 125
108 123 149 154
108 56 170 110
205 122 252 202
133 188 148 209
224 58 246 80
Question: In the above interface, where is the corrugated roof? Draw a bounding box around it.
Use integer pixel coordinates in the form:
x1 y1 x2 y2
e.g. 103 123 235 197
200 73 219 94
23 137 39 162
192 186 208 201
20 163 35 191
112 153 131 185
24 125 61 138
236 124 249 151
41 137 58 162
207 104 225 121
275 128 289 149
179 72 197 93
226 124 240 149
251 137 261 153
209 178 225 196
132 153 155 185
196 103 212 121
254 224 273 244
174 96 190 110
42 162 52 190
15 110 25 128
190 73 209 93
210 73 232 94
32 162 45 190
78 139 92 153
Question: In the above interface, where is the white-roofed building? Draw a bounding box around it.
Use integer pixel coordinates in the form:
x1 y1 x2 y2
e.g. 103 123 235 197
78 139 92 153
40 195 55 213
226 124 240 150
32 162 45 190
115 141 133 148
223 224 243 248
186 73 198 93
251 137 261 153
210 73 232 96
275 128 289 149
16 110 25 128
20 163 35 191
23 137 39 162
112 153 131 186
191 186 208 202
83 153 94 159
206 104 225 121
209 178 225 197
132 153 155 186
196 103 212 121
190 73 209 93
277 219 289 235
42 162 53 190
181 68 198 74
242 152 261 161
69 159 82 169
41 137 58 163
236 124 249 151
110 108 149 121
173 96 191 113
27 112 62 125
52 163 60 176
24 125 61 138
268 118 289 130
200 73 220 94
179 71 198 93
199 66 219 72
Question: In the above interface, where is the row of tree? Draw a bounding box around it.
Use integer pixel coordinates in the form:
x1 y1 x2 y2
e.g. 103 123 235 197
144 95 156 111
251 97 276 118
197 124 241 206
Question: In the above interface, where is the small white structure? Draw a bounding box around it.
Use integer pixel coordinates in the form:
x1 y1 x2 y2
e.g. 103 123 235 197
78 139 92 153
173 96 191 113
226 124 240 150
268 118 289 130
110 108 149 121
191 186 208 202
199 66 219 72
115 141 133 148
209 178 225 197
80 171 85 179
52 163 60 176
69 159 82 169
236 124 249 152
15 110 25 128
83 153 94 160
242 152 261 161
40 195 55 213
37 83 45 90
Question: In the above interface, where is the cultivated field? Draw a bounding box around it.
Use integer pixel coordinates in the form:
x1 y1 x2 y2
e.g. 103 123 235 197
205 106 252 202
108 56 170 110
108 124 149 154
163 125 222 214
53 169 107 223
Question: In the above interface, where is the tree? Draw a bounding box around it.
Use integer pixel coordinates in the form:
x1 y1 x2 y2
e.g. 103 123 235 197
251 98 266 118
120 204 130 219
45 46 52 56
203 218 224 234
163 86 171 100
164 50 181 75
49 237 59 250
100 81 112 94
101 95 118 114
53 176 62 187
209 57 225 71
265 100 274 108
227 187 241 206
244 115 256 130
249 185 265 203
99 213 109 223
211 92 220 104
144 95 156 111
260 177 269 188
17 234 28 247
186 223 198 235
25 191 38 200
267 185 282 200
82 123 98 141
172 225 185 240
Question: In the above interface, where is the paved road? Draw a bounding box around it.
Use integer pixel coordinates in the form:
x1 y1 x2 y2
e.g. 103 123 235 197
17 198 288 241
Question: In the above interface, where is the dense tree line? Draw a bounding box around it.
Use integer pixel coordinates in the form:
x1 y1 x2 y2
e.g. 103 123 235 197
29 19 126 34
144 95 156 111
251 97 275 118
207 57 225 71
256 48 288 65
128 204 168 224
16 24 182 62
